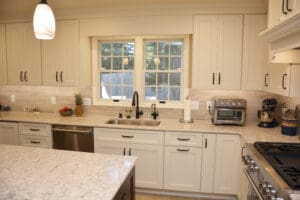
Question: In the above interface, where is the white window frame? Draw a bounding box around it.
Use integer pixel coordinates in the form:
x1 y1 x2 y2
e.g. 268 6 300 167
92 35 190 108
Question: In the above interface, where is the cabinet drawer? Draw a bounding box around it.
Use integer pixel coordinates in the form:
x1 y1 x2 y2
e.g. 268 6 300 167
94 128 164 145
165 132 203 147
19 135 52 148
19 123 51 136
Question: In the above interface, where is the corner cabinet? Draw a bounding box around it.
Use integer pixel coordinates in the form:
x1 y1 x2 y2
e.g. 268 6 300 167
0 24 7 85
6 23 41 86
192 15 243 90
42 20 80 86
0 122 19 145
94 128 164 189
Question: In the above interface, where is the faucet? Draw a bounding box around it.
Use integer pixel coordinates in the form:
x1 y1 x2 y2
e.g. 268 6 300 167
131 91 143 119
151 103 159 120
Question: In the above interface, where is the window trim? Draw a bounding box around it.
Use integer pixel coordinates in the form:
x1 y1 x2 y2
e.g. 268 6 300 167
92 35 190 108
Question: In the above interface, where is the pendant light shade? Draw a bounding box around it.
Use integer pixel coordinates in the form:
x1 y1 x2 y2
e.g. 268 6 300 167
33 0 56 40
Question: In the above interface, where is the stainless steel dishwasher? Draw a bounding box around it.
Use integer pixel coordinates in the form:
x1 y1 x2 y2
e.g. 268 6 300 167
52 125 94 153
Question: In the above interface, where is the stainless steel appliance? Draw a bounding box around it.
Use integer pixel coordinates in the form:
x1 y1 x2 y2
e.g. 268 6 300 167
242 142 300 200
258 98 279 128
52 125 94 153
210 98 246 126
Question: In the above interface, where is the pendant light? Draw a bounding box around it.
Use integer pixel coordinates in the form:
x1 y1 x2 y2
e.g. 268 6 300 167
33 0 56 40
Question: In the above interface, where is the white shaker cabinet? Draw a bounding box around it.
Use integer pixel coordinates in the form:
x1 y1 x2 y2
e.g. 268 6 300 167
0 122 19 145
192 15 243 90
42 20 79 86
0 24 7 85
242 15 268 90
94 128 164 189
6 23 41 86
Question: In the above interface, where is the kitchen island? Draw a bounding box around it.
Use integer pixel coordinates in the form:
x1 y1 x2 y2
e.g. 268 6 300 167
0 145 136 200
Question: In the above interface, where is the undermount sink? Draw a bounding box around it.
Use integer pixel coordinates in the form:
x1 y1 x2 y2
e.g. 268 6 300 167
106 119 161 126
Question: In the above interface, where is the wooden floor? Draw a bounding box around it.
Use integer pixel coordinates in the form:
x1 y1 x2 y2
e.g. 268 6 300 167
136 193 213 200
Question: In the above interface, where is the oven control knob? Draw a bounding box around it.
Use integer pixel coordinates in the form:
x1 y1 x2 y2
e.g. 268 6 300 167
259 182 267 190
250 165 259 172
275 198 284 200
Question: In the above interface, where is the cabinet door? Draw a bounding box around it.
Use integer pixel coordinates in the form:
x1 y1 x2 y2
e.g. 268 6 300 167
290 65 300 97
0 24 7 85
0 122 19 145
268 63 291 96
217 15 243 90
192 15 218 89
94 140 125 155
164 146 202 192
130 144 163 189
213 134 240 195
268 0 284 28
200 134 216 193
242 15 268 90
6 23 41 85
42 20 79 86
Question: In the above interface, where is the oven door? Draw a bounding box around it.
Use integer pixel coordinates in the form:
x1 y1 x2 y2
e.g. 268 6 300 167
244 169 264 200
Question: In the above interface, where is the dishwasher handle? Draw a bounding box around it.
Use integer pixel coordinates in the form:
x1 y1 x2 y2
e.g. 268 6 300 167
52 127 92 134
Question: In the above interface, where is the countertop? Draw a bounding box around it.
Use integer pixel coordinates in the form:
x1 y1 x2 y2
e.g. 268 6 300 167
0 145 136 200
0 111 299 143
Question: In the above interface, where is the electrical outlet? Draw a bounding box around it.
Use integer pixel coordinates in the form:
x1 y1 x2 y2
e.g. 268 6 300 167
10 95 16 102
206 101 212 110
51 96 56 105
191 100 199 110
83 98 92 106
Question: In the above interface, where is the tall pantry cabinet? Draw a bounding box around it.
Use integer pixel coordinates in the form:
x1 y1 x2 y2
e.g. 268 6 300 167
192 15 243 89
0 24 7 85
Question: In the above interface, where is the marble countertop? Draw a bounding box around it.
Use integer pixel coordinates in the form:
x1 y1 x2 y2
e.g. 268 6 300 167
0 111 299 143
0 145 136 200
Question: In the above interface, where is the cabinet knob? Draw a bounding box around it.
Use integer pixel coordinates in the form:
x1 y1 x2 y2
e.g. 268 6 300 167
282 0 288 14
60 71 63 82
282 73 287 89
56 71 59 82
20 71 23 82
24 71 28 82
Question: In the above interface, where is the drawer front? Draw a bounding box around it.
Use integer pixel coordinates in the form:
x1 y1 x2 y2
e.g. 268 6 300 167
165 132 203 147
19 135 52 148
19 123 51 137
94 128 164 145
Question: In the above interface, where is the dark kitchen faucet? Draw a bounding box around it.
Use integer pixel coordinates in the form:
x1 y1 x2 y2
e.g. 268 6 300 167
131 91 143 119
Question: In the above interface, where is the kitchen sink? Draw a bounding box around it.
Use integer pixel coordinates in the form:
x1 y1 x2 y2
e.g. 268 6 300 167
106 119 161 126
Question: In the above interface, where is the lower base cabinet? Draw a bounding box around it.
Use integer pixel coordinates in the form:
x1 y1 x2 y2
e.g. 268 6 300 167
0 122 19 145
164 146 202 192
114 167 135 200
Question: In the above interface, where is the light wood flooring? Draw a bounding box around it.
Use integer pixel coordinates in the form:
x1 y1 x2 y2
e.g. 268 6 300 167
136 193 213 200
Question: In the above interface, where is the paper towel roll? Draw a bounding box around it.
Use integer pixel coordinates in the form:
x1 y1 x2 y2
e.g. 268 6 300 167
183 98 191 121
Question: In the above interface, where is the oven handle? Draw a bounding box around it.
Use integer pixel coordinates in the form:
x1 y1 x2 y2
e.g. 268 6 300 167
243 169 265 200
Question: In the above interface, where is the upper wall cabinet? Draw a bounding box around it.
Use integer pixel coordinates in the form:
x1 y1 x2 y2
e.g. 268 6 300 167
192 15 243 90
6 23 41 86
0 24 7 85
42 20 79 86
242 15 268 90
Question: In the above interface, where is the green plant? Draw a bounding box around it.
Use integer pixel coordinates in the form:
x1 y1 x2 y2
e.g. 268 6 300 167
75 93 83 105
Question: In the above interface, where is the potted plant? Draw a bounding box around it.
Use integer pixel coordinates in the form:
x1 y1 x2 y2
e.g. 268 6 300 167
74 93 83 116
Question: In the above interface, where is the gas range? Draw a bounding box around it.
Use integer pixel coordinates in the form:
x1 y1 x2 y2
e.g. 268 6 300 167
243 142 300 200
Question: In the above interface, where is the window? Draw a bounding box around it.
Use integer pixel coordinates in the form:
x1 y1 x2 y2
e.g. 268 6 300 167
92 36 189 108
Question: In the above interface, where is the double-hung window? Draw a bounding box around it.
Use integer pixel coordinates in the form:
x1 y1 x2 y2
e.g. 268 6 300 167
92 36 189 108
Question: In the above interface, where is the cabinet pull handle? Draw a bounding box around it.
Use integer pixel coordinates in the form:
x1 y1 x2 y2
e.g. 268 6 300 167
282 73 287 89
177 138 190 141
218 72 221 85
30 141 41 144
123 148 126 156
205 138 208 148
286 0 292 12
20 71 23 82
177 148 190 152
122 135 134 138
129 148 132 156
282 0 288 14
264 73 269 87
60 71 63 82
24 71 28 82
29 128 40 132
212 73 215 85
56 71 59 82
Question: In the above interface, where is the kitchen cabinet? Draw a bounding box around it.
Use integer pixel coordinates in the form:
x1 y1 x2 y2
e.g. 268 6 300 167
164 132 202 192
192 15 243 90
42 20 79 86
94 128 164 189
242 15 268 90
237 142 249 200
6 23 41 86
201 134 240 195
18 123 52 148
0 24 7 85
0 122 19 145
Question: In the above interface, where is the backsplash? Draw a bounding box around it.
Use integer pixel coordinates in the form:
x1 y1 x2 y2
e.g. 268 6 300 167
0 86 298 121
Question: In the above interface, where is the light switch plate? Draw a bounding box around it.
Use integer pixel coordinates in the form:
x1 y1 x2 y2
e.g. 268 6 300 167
206 101 212 110
191 100 199 110
83 98 92 106
51 96 56 105
10 95 16 102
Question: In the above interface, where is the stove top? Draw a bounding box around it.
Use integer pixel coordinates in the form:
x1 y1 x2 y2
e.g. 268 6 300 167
254 142 300 190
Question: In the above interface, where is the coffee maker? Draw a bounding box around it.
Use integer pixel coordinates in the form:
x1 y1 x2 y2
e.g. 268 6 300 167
258 98 279 128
